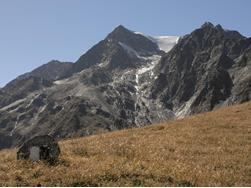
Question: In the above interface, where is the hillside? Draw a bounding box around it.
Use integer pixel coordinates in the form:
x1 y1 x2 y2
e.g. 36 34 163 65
0 101 250 186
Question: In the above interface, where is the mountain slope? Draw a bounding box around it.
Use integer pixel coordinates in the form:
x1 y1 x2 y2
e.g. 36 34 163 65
0 101 250 186
73 25 161 72
151 22 251 117
0 60 73 108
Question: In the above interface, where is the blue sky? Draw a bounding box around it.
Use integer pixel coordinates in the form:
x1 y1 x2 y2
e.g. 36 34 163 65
0 0 251 87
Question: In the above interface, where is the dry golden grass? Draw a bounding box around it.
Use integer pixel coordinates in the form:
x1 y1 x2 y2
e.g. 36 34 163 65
0 102 251 186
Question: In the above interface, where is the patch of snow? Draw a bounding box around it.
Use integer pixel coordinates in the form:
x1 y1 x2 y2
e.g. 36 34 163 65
134 31 156 43
39 105 47 114
26 96 37 108
136 55 161 80
54 79 68 85
152 36 179 52
134 31 144 35
133 31 179 53
98 62 106 67
9 115 22 136
137 64 155 75
0 98 26 112
175 96 197 118
135 73 139 84
9 121 18 136
132 54 161 95
119 42 141 58
133 54 162 120
135 73 139 92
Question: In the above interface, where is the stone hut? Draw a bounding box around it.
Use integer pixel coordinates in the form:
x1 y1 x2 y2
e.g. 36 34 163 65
17 135 60 163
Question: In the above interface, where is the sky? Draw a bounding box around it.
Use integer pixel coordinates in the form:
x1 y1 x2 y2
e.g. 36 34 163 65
0 0 251 87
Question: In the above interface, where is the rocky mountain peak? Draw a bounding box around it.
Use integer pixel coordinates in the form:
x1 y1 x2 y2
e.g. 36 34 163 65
107 25 131 38
73 25 161 73
198 22 244 40
200 22 223 32
215 24 223 30
106 25 160 55
201 21 215 29
47 59 64 65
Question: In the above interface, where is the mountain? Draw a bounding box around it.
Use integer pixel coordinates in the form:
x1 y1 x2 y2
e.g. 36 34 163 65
1 101 251 186
151 22 251 116
0 60 73 109
0 22 250 149
72 25 162 72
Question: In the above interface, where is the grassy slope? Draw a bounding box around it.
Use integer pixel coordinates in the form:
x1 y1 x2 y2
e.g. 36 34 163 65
0 102 251 186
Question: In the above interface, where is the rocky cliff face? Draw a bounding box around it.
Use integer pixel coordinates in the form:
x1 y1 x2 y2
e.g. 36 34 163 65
72 25 161 72
151 22 251 117
0 22 250 149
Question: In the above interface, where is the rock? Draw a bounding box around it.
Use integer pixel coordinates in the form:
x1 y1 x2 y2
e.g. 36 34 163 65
17 135 60 163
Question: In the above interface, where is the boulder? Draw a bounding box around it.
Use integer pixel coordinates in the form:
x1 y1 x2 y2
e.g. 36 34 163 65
17 135 60 163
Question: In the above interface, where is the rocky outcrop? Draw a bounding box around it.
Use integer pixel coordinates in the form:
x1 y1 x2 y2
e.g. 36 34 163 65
17 135 60 163
151 22 251 116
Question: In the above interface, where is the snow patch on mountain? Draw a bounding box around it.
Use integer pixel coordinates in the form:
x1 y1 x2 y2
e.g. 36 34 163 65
153 36 179 52
134 32 156 43
133 31 179 52
0 98 26 112
119 42 139 57
134 55 161 92
137 55 160 75
54 79 67 85
174 95 197 118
